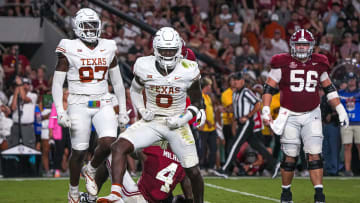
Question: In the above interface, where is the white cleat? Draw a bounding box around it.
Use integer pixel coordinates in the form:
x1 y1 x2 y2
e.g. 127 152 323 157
68 192 80 203
96 193 124 203
82 164 98 196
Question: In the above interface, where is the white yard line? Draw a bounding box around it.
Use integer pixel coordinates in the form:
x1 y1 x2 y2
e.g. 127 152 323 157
205 183 280 202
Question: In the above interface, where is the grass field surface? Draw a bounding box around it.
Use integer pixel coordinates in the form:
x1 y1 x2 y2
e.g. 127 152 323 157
0 177 359 203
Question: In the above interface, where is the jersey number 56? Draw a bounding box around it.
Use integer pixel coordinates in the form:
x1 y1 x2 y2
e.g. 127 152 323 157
290 70 318 92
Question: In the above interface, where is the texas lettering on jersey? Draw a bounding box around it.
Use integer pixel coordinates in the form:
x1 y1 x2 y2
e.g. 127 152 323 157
270 53 330 112
133 56 200 116
55 38 117 95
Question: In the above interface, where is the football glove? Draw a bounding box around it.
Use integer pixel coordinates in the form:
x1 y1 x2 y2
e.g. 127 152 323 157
118 113 130 128
166 111 193 129
57 111 71 128
336 104 349 128
139 108 155 122
261 106 272 125
195 109 206 128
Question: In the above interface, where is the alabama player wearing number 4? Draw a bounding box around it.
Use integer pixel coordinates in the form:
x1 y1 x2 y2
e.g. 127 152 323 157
51 8 129 203
97 27 205 203
262 29 349 203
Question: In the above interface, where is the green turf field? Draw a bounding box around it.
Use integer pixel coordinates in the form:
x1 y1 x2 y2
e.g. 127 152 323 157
0 177 359 203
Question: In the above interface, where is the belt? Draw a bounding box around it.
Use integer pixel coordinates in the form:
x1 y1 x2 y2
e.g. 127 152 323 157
14 123 33 126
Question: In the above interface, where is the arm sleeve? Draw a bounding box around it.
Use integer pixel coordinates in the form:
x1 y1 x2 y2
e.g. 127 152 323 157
109 65 127 114
130 78 145 111
51 71 66 113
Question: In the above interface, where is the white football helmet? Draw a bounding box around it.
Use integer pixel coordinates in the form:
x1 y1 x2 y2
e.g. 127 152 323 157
73 8 101 43
153 27 182 71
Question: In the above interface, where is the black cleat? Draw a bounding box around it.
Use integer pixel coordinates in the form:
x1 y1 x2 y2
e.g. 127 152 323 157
314 192 325 203
281 189 294 203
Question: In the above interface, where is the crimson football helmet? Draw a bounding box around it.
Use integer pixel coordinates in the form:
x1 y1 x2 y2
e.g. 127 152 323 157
289 29 315 59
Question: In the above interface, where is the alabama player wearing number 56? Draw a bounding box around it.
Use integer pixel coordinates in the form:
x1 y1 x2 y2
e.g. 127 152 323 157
51 8 129 203
262 29 349 203
98 27 205 203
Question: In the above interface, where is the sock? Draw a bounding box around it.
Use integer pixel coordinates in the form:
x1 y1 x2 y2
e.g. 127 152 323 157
282 184 291 191
314 184 323 193
111 184 123 197
69 184 79 196
88 162 97 173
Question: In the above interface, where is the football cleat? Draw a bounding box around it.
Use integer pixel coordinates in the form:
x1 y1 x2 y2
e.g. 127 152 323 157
82 164 98 196
96 192 124 203
68 192 80 203
281 189 293 203
314 192 325 203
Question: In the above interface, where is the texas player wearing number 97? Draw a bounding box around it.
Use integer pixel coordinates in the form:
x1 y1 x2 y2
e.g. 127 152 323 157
51 8 129 203
97 27 205 203
262 29 349 203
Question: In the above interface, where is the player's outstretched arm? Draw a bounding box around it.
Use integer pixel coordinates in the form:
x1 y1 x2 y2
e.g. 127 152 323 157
109 56 129 127
321 78 349 127
52 53 71 127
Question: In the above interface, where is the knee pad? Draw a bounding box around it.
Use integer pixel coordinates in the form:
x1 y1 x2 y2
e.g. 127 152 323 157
280 156 297 172
307 154 323 170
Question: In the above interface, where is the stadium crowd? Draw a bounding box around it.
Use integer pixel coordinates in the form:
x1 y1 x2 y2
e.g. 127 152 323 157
0 0 360 178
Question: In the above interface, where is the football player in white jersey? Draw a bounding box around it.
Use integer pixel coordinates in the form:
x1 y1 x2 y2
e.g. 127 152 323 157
97 27 205 203
51 8 129 203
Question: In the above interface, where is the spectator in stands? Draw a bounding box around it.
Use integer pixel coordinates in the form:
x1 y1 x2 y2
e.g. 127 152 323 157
275 0 291 28
219 21 240 45
259 38 283 66
270 29 289 53
323 2 346 32
32 65 49 96
113 28 134 59
8 77 37 148
340 32 358 59
263 14 286 40
219 4 232 23
309 9 324 38
3 45 30 85
338 72 360 177
327 18 346 46
285 12 301 39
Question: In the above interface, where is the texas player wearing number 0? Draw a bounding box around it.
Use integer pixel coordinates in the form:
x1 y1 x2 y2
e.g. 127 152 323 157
51 8 129 203
97 27 205 203
262 29 349 203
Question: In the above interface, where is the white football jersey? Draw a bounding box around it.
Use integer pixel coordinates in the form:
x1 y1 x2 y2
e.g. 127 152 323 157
133 56 200 116
55 38 117 95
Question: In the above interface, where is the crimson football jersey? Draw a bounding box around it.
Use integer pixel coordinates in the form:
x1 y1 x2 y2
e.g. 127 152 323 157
270 53 330 112
138 146 185 203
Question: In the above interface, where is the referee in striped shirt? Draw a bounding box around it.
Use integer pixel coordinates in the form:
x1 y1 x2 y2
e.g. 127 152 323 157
217 72 276 177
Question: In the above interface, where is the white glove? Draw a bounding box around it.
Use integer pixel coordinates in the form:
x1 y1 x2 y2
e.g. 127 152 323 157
118 113 130 128
336 104 349 128
195 109 206 128
139 108 155 122
166 111 193 129
261 106 272 125
57 111 71 128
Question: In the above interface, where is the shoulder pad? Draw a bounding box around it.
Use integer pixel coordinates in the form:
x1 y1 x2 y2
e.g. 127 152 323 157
55 39 71 54
311 53 330 68
133 56 155 78
270 53 292 69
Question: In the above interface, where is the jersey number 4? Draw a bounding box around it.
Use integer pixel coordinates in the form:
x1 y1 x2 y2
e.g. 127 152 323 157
79 66 108 83
290 70 318 92
155 162 178 193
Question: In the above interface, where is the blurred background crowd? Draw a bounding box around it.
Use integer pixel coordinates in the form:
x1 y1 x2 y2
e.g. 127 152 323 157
0 0 360 178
